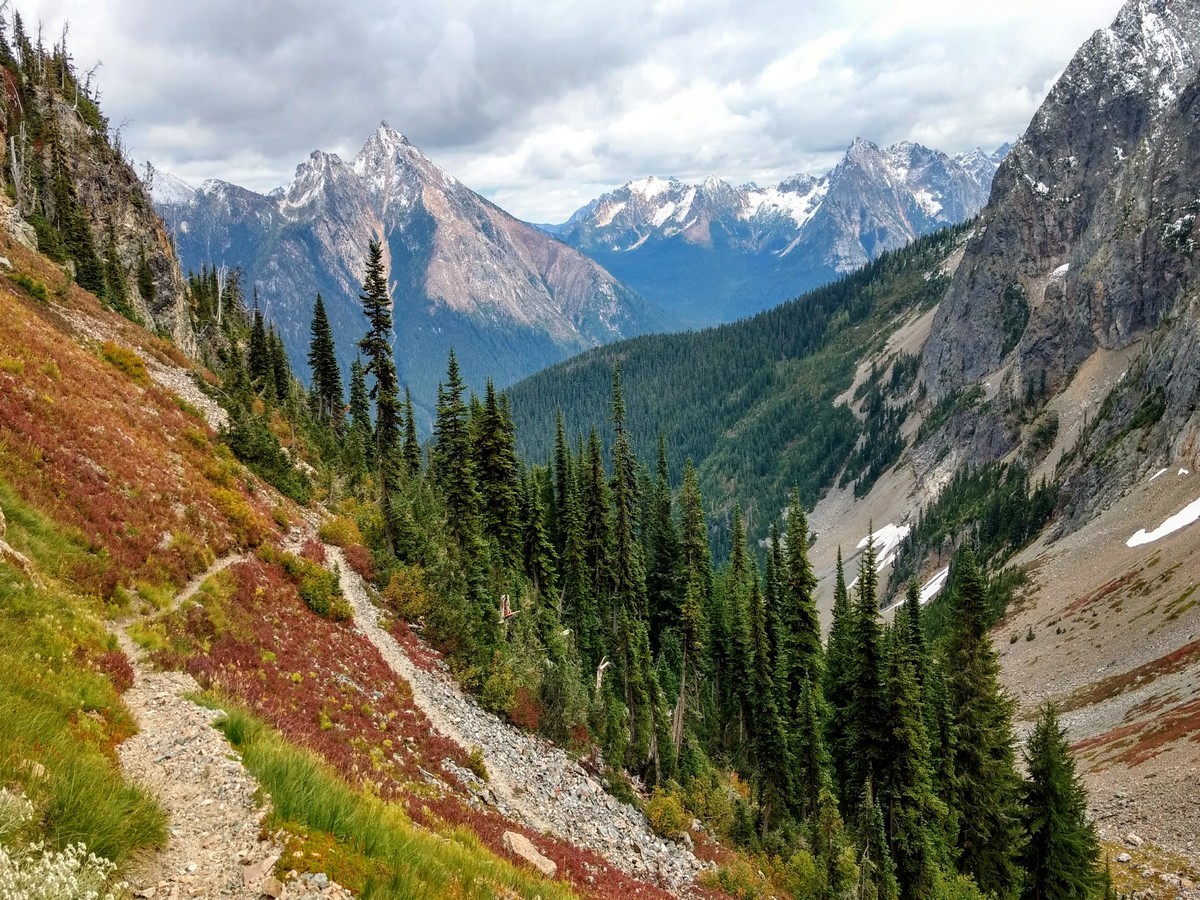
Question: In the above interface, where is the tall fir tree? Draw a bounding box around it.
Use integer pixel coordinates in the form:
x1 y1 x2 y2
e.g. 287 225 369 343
357 240 402 554
269 326 291 404
943 547 1023 898
248 295 271 395
347 356 374 471
474 379 521 559
879 607 942 900
402 386 422 475
824 546 857 811
307 293 343 426
431 350 479 546
846 533 889 822
1020 703 1103 900
645 435 682 652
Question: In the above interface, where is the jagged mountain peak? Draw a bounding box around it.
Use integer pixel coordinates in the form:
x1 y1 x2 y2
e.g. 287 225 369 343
148 170 196 207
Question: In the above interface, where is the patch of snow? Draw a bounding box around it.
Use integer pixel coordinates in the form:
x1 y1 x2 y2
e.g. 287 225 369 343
857 522 911 572
628 176 672 200
744 178 829 229
1126 495 1200 547
148 170 196 207
1181 468 1191 476
651 201 678 228
595 200 625 228
1149 467 1169 482
1052 263 1070 278
912 188 943 217
920 567 950 605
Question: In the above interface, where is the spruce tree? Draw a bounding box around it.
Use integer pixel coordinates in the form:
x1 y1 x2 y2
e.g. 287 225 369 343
520 472 557 598
474 379 521 559
356 240 402 555
779 489 822 698
824 546 856 811
879 607 941 900
646 435 682 652
249 296 271 393
943 547 1023 898
347 357 374 470
749 561 790 832
1020 703 1102 900
402 386 421 475
307 293 343 425
269 326 291 403
846 534 888 821
431 350 478 546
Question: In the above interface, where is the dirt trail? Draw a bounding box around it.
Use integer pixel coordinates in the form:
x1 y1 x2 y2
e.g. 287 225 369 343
113 554 349 899
325 545 703 891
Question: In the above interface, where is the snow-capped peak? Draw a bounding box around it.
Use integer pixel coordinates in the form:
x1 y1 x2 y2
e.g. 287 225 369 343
147 169 196 207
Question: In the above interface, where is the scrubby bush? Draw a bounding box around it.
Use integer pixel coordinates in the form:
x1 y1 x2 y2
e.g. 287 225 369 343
99 341 148 386
318 516 362 547
645 787 688 837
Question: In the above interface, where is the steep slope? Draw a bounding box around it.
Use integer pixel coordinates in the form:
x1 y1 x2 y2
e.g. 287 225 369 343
155 125 670 426
0 47 193 349
549 140 1004 324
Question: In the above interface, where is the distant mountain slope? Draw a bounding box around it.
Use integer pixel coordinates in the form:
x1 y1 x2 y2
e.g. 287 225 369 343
507 224 966 555
547 140 1006 325
153 125 672 426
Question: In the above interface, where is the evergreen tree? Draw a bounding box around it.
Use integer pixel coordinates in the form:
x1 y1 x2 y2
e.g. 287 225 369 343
248 295 271 393
846 534 888 820
748 560 790 832
779 488 822 695
1020 703 1103 900
879 607 941 900
552 409 571 554
474 379 521 558
520 472 557 598
859 780 900 900
824 546 856 810
307 293 343 426
347 357 374 470
431 350 478 546
402 386 421 475
356 240 402 555
646 435 682 652
943 547 1023 898
269 326 291 404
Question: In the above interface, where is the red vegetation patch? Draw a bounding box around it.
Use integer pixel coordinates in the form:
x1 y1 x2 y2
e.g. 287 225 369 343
1064 569 1139 615
341 544 375 582
507 686 542 732
1073 697 1200 769
94 649 135 694
0 279 276 594
167 558 469 793
1063 640 1200 712
390 619 445 674
300 540 326 565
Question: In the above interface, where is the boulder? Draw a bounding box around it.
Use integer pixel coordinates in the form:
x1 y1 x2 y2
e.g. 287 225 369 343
502 831 557 878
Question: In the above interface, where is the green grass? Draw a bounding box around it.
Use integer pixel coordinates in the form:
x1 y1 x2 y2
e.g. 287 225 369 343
212 705 577 899
0 483 167 869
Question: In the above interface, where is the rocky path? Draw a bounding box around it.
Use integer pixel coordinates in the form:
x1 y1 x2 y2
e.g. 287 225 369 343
113 555 351 899
325 546 705 892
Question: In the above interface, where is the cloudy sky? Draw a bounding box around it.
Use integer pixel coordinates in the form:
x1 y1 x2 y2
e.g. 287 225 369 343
32 0 1121 223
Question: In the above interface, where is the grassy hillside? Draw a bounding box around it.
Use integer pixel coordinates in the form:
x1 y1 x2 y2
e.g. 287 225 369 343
508 223 969 551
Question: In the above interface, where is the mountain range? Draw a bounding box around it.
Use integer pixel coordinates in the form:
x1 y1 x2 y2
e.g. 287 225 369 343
542 139 1008 325
151 125 669 427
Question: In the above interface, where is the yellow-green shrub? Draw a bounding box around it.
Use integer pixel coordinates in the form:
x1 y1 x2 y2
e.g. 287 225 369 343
646 787 688 837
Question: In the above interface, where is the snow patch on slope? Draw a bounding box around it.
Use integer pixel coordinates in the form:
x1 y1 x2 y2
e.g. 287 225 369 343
1126 496 1200 547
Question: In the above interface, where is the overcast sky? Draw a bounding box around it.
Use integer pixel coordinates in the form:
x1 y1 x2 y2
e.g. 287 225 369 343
31 0 1122 223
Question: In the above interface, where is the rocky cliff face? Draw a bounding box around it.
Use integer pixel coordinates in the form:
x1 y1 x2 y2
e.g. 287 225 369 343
919 0 1200 526
155 125 666 424
549 140 1004 324
923 0 1200 402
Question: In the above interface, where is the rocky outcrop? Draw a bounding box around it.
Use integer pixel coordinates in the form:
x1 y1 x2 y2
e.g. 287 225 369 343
154 125 668 426
923 0 1200 402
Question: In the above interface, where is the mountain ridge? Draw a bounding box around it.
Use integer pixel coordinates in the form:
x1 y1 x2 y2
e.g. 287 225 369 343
154 123 672 427
543 138 1007 324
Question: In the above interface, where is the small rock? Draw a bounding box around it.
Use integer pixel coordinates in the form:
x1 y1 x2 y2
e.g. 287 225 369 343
502 830 557 878
261 876 287 899
1126 832 1144 847
1117 852 1132 864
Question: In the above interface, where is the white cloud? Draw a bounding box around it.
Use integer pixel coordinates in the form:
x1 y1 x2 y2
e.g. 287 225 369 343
28 0 1123 222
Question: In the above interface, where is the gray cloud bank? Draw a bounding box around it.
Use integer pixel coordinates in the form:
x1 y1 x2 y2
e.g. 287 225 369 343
34 0 1120 222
